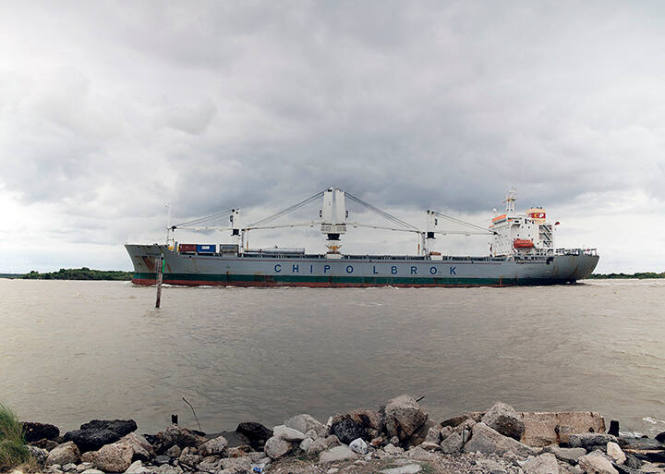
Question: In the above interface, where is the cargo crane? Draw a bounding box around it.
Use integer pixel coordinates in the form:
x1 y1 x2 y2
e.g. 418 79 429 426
169 187 491 257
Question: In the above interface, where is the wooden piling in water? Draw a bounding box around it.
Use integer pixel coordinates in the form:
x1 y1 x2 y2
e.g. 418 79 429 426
608 420 620 436
155 255 164 308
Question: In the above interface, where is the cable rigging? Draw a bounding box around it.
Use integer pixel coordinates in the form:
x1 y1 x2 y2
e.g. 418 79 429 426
345 192 419 231
172 208 234 229
429 210 494 235
246 191 325 229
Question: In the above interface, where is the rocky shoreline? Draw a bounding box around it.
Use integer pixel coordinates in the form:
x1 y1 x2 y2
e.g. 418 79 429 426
11 396 665 474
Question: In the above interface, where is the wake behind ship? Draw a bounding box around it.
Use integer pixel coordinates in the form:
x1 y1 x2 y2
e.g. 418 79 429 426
126 188 599 287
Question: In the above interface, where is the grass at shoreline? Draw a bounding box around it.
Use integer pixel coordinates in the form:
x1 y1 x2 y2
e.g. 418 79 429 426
0 404 31 471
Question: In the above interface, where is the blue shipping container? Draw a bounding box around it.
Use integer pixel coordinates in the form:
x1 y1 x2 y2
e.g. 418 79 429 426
196 244 216 253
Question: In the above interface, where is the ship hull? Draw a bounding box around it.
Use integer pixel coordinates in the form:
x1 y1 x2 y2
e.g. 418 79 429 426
125 245 599 287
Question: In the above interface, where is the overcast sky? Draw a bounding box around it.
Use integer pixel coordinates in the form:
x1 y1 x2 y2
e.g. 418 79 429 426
1 1 664 273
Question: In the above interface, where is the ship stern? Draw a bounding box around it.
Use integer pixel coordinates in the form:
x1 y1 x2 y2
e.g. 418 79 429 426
553 250 600 282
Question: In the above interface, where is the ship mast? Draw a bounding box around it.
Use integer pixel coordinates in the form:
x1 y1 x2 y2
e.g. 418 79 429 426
424 210 437 255
320 188 347 257
505 188 517 214
165 203 175 247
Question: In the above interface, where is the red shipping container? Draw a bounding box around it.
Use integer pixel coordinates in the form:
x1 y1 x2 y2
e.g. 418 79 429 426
179 243 197 253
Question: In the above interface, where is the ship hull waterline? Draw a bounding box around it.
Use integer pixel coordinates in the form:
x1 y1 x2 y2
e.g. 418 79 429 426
126 244 599 288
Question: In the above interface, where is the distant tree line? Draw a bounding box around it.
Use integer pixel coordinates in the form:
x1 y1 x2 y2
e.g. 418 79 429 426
21 267 133 280
589 272 665 279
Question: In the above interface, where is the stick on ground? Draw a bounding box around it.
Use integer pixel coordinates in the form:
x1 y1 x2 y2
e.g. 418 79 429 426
182 397 202 432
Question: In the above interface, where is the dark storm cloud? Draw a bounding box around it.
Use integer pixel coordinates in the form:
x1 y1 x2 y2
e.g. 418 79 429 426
1 0 665 259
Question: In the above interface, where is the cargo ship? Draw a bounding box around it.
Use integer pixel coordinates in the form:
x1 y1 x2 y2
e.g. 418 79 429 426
125 188 599 287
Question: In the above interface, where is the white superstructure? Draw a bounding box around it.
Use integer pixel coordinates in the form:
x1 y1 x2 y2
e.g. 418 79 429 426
490 190 556 257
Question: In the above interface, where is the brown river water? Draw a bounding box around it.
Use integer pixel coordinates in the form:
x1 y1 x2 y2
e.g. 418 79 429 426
1 279 664 436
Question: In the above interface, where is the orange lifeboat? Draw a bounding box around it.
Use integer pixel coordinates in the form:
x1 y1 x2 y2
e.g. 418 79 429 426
513 239 534 249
